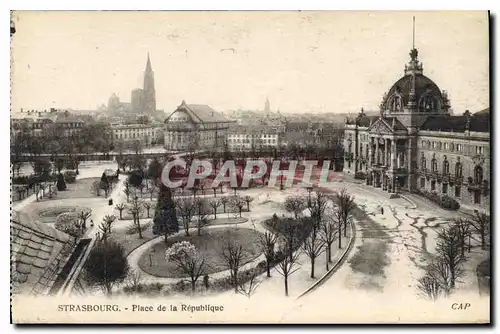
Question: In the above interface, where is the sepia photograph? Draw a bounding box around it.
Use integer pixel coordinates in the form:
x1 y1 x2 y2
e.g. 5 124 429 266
9 10 490 324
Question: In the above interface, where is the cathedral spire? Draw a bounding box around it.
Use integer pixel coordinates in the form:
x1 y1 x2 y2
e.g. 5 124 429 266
143 52 156 113
145 52 152 73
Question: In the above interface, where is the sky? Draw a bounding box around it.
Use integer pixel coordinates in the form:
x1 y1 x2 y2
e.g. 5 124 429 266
10 11 489 114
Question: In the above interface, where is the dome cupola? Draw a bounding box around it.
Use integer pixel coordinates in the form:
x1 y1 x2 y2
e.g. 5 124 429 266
379 23 450 116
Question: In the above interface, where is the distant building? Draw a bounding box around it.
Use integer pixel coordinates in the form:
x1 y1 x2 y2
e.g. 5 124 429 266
10 109 84 138
106 53 158 115
227 125 280 152
110 122 164 147
344 44 490 211
131 88 144 113
164 100 235 151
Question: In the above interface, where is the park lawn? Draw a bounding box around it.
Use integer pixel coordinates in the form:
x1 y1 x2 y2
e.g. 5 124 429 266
53 177 103 199
108 223 157 257
137 228 264 278
208 217 248 225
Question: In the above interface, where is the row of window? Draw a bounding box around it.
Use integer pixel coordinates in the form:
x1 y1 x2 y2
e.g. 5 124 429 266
228 138 277 144
421 140 486 155
228 134 278 139
115 133 155 140
420 156 484 184
229 144 276 149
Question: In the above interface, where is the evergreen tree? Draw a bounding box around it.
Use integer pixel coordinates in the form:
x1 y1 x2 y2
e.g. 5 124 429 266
153 183 179 244
128 170 144 188
147 157 163 183
56 173 67 191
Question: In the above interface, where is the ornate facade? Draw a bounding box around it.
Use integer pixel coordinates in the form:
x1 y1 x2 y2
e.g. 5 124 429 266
344 47 490 211
164 101 235 151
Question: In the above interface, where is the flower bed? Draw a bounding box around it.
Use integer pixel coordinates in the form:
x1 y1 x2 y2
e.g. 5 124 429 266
137 228 263 278
34 205 92 224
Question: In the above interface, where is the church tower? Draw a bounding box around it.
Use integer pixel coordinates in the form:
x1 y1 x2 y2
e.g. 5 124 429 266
143 53 156 113
264 97 271 114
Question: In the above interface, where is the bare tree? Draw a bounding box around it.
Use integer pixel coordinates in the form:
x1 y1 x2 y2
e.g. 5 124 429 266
98 222 109 241
275 247 301 297
417 257 451 300
335 189 355 237
308 191 329 233
143 201 154 218
436 225 466 290
280 220 300 262
220 196 229 213
301 225 325 278
128 196 144 239
232 196 245 218
123 180 132 201
148 183 158 200
221 235 245 292
77 208 92 229
137 183 145 196
285 196 306 219
125 269 144 291
195 214 210 236
470 211 490 250
208 198 221 220
243 195 254 212
115 203 126 220
320 215 339 270
237 271 262 298
453 218 472 256
165 241 207 293
258 231 278 277
102 214 117 233
175 197 196 236
417 272 442 301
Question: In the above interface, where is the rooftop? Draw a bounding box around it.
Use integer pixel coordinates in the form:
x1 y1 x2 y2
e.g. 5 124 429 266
11 211 76 296
166 101 232 124
419 108 490 133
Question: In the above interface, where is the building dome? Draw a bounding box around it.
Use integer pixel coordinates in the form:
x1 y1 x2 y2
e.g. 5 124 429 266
380 48 450 114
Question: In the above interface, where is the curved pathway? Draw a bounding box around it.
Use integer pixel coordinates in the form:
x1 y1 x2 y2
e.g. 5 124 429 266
124 222 268 286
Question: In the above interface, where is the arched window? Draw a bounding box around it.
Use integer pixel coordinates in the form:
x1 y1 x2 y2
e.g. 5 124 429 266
390 95 403 111
421 156 427 170
431 158 438 172
455 162 462 178
474 166 483 184
442 158 449 175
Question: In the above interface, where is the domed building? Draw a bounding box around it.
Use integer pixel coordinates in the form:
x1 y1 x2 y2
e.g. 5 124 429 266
344 46 490 211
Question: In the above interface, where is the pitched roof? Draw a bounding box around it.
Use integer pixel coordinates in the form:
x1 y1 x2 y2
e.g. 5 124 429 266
166 101 231 124
383 117 408 131
11 212 75 296
420 109 490 133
